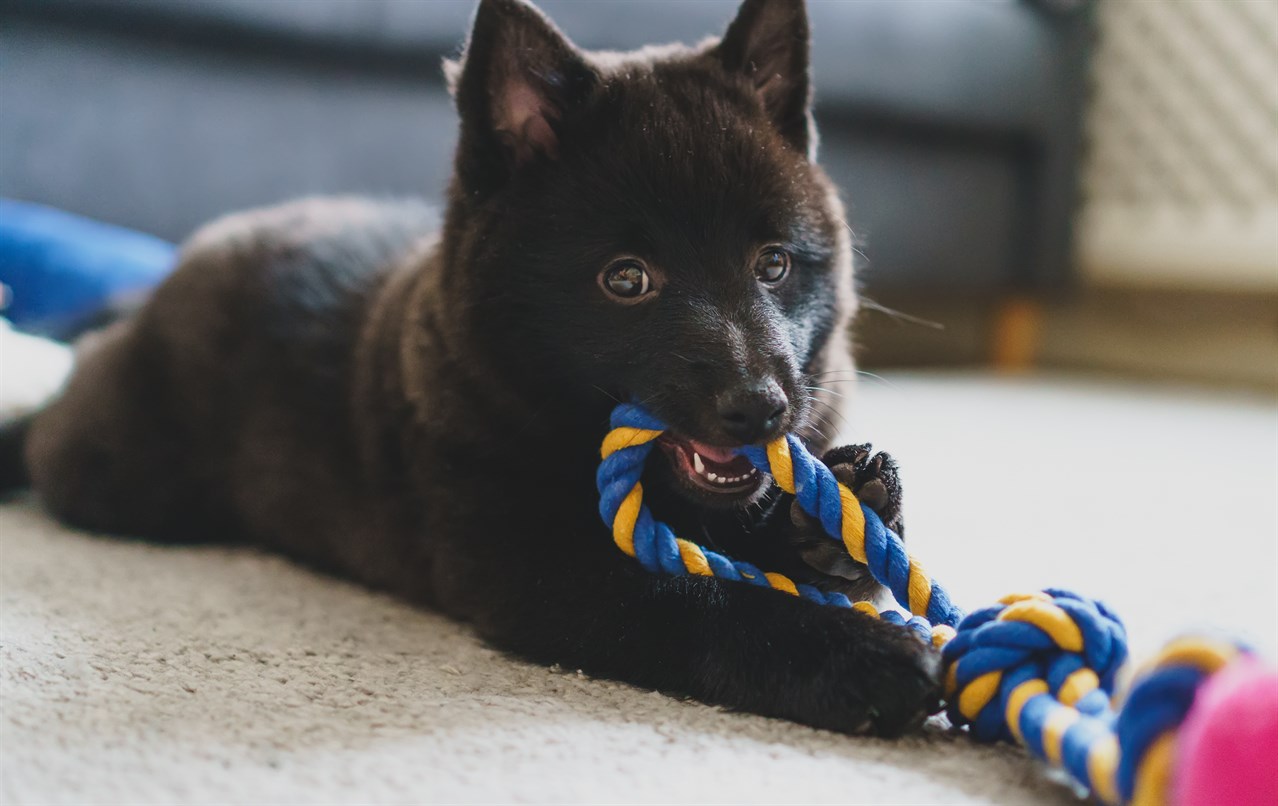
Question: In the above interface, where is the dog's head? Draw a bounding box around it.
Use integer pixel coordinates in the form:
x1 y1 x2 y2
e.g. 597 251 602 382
441 0 854 506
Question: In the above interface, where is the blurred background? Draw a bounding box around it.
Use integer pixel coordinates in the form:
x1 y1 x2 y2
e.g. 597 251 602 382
1 0 1275 389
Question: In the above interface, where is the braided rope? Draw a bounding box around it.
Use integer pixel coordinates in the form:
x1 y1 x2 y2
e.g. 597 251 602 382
595 403 1254 805
596 404 951 644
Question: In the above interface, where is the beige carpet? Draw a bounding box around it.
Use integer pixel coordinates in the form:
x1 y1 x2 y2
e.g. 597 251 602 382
2 335 1275 804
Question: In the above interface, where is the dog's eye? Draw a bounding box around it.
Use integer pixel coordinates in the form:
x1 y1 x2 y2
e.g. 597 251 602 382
754 247 791 285
600 259 653 301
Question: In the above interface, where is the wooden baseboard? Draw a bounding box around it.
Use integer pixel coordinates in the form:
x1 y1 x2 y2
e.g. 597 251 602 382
855 289 1278 392
1037 288 1278 391
990 297 1044 374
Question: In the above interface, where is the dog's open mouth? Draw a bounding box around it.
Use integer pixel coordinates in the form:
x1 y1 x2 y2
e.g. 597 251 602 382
657 433 763 497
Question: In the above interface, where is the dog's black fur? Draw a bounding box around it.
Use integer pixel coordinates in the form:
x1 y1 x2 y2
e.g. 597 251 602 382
2 0 940 735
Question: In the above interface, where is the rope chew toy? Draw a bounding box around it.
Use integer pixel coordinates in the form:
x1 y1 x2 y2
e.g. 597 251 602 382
596 403 1277 806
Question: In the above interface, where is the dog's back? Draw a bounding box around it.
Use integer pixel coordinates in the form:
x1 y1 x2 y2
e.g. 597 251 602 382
21 198 436 569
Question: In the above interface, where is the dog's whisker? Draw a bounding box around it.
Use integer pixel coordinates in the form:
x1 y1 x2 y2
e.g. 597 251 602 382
803 385 847 399
851 370 901 391
807 409 837 435
811 399 851 433
859 297 946 331
807 369 863 378
591 384 622 404
808 369 902 392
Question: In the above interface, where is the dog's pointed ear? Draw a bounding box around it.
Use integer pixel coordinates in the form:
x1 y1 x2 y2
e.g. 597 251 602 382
445 0 597 191
716 0 814 158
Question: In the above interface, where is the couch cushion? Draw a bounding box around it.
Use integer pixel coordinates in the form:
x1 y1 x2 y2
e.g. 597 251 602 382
5 0 1085 131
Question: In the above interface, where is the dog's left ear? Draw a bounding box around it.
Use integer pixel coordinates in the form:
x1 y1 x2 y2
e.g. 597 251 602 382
716 0 814 159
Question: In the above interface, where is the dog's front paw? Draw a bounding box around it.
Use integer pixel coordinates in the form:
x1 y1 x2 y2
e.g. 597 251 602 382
804 612 942 737
849 619 943 735
785 444 905 591
820 443 904 536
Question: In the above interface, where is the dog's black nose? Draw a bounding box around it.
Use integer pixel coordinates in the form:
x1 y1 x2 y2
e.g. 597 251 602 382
717 381 788 444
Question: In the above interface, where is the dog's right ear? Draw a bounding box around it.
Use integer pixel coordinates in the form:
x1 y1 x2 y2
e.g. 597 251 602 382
446 0 598 194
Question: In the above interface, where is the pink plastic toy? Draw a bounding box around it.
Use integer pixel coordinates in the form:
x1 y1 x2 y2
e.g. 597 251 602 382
1175 657 1278 806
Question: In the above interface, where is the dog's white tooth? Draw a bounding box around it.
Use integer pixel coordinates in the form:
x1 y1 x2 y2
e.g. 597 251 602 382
707 472 720 482
692 453 705 475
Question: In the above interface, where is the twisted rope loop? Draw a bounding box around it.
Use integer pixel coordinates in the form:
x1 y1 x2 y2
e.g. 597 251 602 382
942 590 1130 802
595 405 884 616
595 403 1252 805
596 404 958 643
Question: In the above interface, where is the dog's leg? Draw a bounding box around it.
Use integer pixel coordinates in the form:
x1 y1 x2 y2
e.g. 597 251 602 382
471 550 941 737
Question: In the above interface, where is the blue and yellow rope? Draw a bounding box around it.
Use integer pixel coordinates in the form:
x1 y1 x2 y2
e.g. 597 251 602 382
596 406 938 639
595 403 1253 806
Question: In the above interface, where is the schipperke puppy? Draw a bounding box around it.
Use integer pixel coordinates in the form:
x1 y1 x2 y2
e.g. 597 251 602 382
1 0 940 735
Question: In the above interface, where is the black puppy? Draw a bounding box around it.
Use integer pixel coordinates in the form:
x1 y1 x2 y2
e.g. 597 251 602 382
3 0 939 735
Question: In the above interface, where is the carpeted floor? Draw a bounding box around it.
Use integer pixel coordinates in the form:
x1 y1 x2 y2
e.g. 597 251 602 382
2 333 1275 804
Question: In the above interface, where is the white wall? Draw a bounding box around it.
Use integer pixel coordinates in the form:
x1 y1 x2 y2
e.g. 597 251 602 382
1077 0 1278 291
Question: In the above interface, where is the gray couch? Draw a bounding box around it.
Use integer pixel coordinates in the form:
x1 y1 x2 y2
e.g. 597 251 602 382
0 0 1092 297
